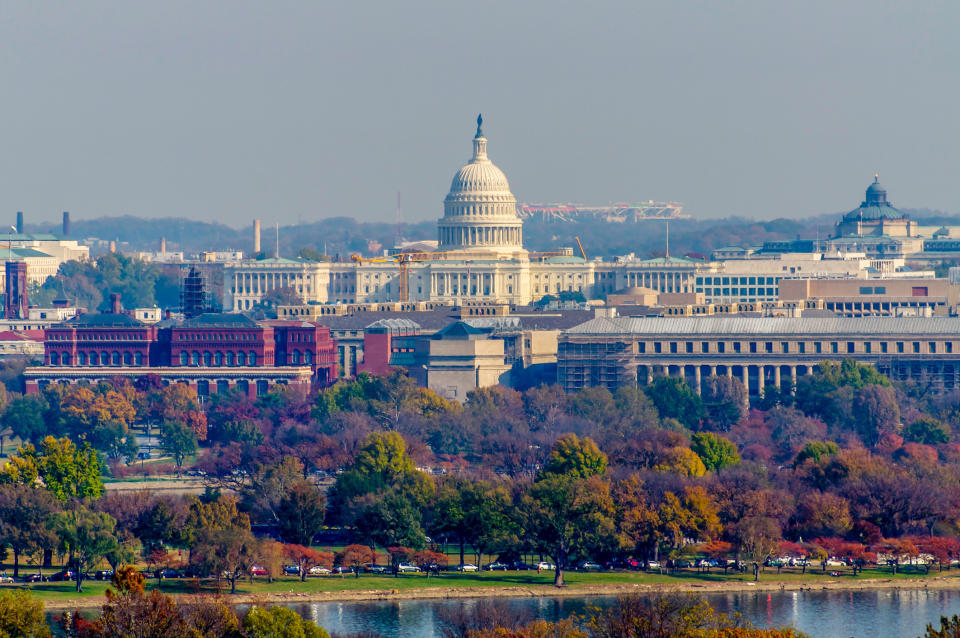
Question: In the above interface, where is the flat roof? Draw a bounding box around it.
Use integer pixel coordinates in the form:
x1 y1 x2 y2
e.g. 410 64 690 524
564 316 960 337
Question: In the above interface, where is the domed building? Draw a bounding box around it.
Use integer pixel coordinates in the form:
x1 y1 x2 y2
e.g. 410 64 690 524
437 115 525 256
834 175 916 239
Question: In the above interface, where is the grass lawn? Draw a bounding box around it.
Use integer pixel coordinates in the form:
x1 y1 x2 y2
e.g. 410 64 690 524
7 564 960 605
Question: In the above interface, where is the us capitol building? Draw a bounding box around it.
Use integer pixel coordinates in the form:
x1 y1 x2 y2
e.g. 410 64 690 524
224 117 921 312
226 116 617 310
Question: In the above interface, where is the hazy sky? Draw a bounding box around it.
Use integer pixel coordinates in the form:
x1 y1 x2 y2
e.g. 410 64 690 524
2 1 958 227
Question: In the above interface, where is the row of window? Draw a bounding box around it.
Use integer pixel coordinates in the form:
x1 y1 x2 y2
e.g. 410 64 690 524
634 340 956 355
48 332 146 341
50 351 144 366
177 332 258 342
178 351 260 366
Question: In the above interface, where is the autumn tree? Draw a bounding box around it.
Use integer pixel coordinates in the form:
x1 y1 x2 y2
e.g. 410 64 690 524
0 590 49 638
185 495 257 594
335 544 376 578
0 484 59 577
543 433 607 479
1 436 104 501
284 544 333 582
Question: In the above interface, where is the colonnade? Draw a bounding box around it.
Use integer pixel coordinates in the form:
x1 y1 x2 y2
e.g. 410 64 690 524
438 225 521 247
635 362 809 398
623 270 693 293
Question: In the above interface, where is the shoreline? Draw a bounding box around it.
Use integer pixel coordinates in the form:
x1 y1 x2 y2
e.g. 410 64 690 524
40 574 960 611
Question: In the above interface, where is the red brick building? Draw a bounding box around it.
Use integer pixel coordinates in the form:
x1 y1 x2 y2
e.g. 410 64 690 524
29 312 337 398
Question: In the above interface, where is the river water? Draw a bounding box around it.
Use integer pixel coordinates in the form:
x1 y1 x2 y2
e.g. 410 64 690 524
286 588 960 638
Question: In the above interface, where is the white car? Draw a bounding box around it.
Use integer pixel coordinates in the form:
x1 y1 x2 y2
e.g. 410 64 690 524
536 562 555 570
457 563 479 572
397 563 420 573
0 575 12 584
308 566 332 575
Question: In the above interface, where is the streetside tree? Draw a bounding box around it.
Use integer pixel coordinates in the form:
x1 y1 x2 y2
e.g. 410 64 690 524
523 436 617 588
0 484 59 578
276 480 326 546
335 544 376 578
51 505 121 593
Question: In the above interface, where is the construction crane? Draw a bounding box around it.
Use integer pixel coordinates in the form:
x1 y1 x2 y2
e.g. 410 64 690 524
574 236 587 260
350 248 575 302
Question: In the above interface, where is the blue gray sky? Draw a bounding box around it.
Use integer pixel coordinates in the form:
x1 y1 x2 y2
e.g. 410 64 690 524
1 1 957 226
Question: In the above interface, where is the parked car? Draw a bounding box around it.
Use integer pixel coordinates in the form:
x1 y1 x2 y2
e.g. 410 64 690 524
23 574 46 583
457 563 479 572
536 562 555 570
645 561 661 569
283 565 300 575
250 566 268 576
486 562 509 571
92 570 115 581
308 566 332 575
365 564 388 574
578 561 602 571
509 561 532 570
396 563 420 573
48 570 76 582
154 569 183 579
0 575 12 584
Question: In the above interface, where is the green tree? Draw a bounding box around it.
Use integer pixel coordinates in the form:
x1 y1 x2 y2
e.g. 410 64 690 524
793 440 839 467
1 436 103 501
701 375 747 430
51 505 121 593
523 474 617 587
277 481 327 546
2 394 48 445
242 606 330 638
903 417 950 445
543 433 608 479
648 376 704 429
160 420 198 477
690 432 741 472
188 499 256 594
0 484 59 578
0 589 49 638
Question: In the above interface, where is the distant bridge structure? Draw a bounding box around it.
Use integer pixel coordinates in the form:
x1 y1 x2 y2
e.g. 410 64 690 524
517 202 688 223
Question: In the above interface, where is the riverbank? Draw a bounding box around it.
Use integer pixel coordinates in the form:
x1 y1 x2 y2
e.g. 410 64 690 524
36 570 960 611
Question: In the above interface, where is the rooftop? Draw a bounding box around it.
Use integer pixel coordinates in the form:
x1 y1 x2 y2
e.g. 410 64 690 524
564 315 960 337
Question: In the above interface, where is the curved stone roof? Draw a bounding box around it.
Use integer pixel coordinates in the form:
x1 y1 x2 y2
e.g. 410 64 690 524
842 175 907 222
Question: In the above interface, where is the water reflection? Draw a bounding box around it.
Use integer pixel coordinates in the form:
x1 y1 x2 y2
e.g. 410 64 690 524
284 588 960 638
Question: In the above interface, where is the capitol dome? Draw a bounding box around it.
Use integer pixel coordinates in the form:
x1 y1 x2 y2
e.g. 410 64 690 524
438 115 524 256
841 174 906 222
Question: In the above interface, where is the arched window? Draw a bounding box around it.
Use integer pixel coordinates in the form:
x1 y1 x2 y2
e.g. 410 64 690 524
215 351 223 366
180 351 189 366
225 351 235 366
291 350 300 364
78 352 86 366
248 351 257 366
62 353 71 365
203 351 212 366
134 352 143 366
236 351 246 366
112 351 121 366
89 352 97 366
191 351 200 366
100 352 109 365
123 352 132 365
304 351 312 364
50 352 59 365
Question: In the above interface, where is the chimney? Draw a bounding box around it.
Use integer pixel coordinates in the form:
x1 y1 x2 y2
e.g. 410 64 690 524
15 212 23 235
253 219 261 253
109 240 116 253
110 293 121 314
160 237 167 253
62 211 70 236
